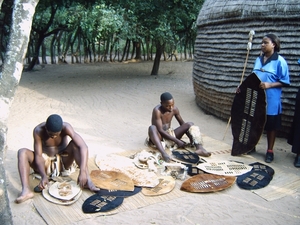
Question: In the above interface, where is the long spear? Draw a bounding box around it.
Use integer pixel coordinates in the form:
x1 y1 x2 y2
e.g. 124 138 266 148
222 30 255 141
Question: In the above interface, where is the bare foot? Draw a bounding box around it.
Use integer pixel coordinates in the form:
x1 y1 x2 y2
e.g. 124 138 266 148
85 179 100 192
15 191 34 204
195 145 211 157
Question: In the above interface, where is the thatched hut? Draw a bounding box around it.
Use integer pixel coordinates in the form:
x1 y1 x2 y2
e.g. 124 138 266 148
193 0 300 137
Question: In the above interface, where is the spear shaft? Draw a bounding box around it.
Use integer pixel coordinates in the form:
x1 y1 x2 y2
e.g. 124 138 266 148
222 30 255 141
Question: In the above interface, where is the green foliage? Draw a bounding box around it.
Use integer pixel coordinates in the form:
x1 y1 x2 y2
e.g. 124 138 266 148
27 0 205 61
104 0 205 49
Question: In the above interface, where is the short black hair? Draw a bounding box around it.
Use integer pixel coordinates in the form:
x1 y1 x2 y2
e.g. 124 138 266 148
160 92 173 102
46 114 63 132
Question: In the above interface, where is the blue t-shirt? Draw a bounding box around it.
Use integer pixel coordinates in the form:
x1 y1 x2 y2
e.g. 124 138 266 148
253 52 290 115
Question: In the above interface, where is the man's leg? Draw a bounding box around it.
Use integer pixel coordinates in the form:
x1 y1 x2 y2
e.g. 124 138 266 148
148 125 171 162
175 122 211 157
173 122 192 140
15 148 36 203
265 130 276 163
267 130 276 150
62 141 99 191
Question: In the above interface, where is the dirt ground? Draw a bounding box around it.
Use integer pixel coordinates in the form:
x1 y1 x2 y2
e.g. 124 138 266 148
4 61 300 224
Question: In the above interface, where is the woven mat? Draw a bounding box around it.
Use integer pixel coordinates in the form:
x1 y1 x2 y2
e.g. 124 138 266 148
253 168 300 201
202 135 232 156
32 158 185 225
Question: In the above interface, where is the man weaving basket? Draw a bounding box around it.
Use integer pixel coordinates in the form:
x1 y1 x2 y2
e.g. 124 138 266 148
146 92 211 162
15 114 99 203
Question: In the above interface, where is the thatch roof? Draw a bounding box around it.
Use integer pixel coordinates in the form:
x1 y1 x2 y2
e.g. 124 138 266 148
193 0 300 137
197 0 300 25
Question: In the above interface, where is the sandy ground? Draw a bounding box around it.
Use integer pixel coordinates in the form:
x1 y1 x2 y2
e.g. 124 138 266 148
4 61 300 225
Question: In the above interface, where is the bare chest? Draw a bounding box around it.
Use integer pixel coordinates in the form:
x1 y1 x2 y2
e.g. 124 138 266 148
42 136 67 156
161 114 173 130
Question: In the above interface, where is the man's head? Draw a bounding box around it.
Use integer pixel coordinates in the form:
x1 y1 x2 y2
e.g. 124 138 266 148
160 92 173 102
160 92 174 112
45 114 63 138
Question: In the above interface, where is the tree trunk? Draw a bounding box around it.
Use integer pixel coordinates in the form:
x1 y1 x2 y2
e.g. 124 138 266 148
131 40 136 59
57 30 63 63
184 38 187 60
97 38 101 62
41 42 47 64
26 32 44 70
145 37 150 60
113 38 119 61
62 31 72 63
70 28 79 64
71 45 74 63
151 41 164 75
150 40 155 60
92 42 96 62
125 39 130 61
141 40 145 60
76 31 81 63
50 33 57 64
134 40 142 60
0 0 38 149
83 39 89 63
25 41 33 64
0 1 39 224
109 35 113 62
121 38 129 62
0 0 13 63
103 38 110 62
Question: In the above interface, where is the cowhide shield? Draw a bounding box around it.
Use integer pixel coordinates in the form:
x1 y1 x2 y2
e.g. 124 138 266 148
141 176 175 196
82 195 124 213
180 174 236 193
196 161 252 176
171 149 200 164
249 162 275 177
96 186 142 197
90 170 135 191
231 72 266 156
236 169 273 190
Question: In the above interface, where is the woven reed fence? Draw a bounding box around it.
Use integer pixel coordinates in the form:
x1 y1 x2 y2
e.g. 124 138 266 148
193 0 300 137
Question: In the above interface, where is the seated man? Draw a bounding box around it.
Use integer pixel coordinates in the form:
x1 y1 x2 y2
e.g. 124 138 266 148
15 114 99 203
146 92 211 162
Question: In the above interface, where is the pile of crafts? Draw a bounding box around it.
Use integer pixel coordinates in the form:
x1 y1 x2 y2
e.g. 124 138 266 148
35 147 275 214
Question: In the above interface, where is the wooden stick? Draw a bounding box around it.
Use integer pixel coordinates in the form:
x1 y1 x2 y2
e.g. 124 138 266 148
222 30 255 141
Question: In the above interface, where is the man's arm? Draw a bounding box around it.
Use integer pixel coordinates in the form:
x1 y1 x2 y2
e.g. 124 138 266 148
174 107 185 126
260 81 283 89
64 123 88 188
64 123 88 171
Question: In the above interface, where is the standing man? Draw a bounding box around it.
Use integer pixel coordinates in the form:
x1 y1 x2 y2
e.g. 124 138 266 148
15 114 99 203
146 92 211 162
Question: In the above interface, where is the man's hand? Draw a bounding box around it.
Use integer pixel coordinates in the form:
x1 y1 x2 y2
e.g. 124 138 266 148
176 139 186 149
259 82 270 89
77 171 88 189
38 176 49 190
161 152 171 162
